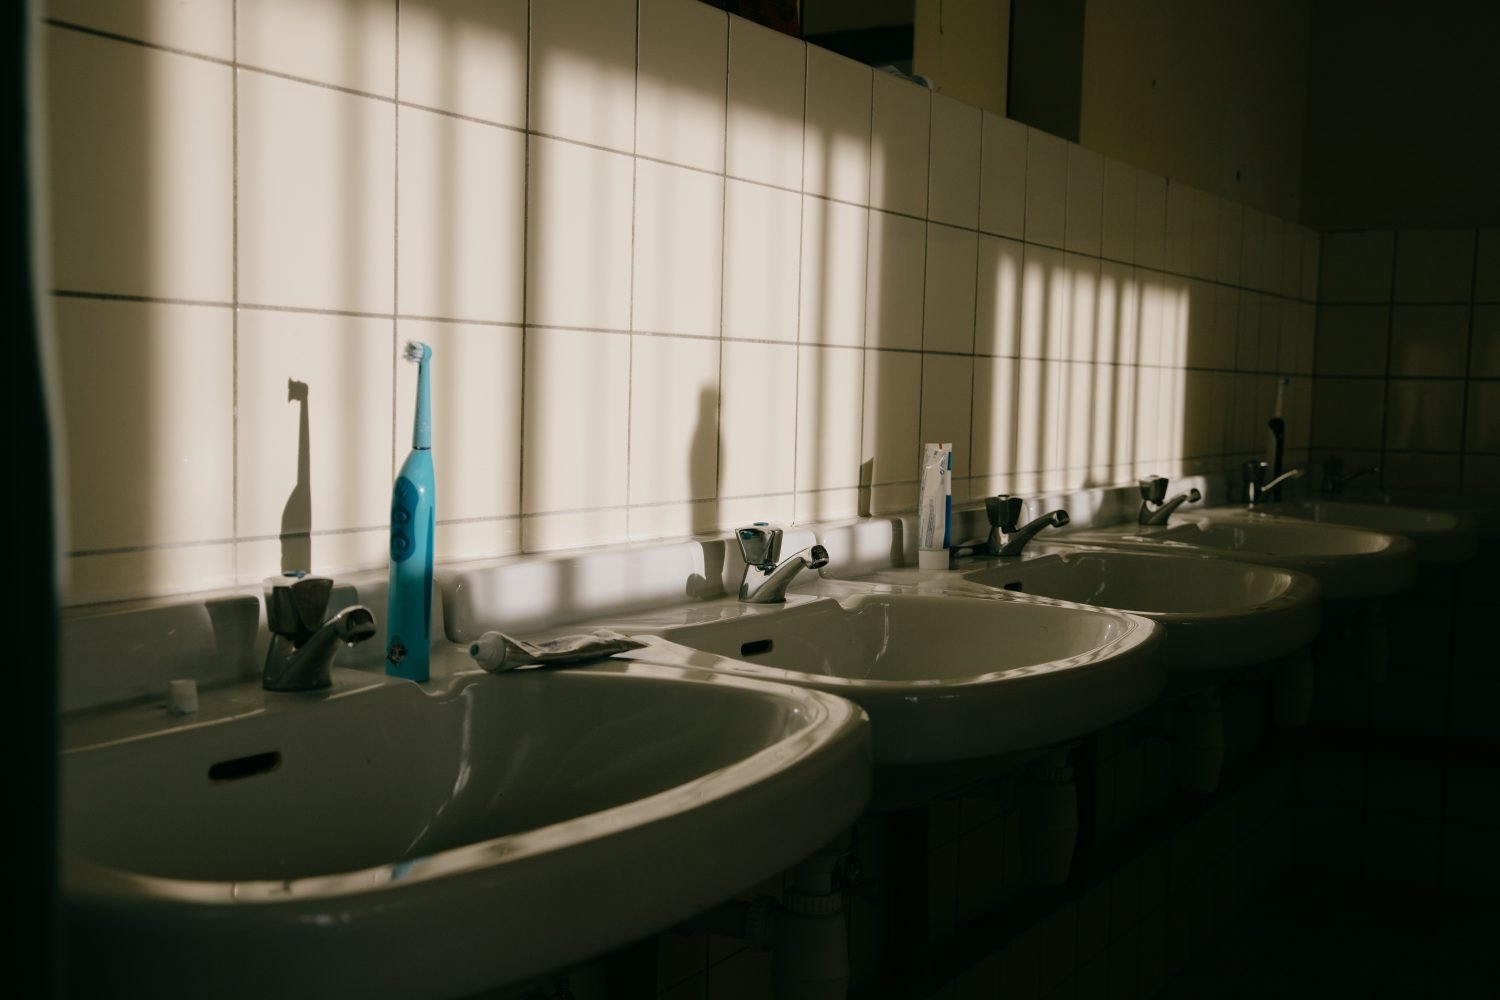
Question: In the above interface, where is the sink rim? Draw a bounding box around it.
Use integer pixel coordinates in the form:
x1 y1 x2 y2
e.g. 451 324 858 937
609 590 1167 765
63 657 869 904
1054 510 1417 601
955 547 1322 624
616 591 1160 691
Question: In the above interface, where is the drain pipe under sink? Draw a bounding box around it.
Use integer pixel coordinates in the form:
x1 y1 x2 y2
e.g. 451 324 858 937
680 834 853 999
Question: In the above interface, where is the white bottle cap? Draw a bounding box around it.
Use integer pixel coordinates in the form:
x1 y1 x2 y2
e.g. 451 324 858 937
168 679 199 715
917 549 952 571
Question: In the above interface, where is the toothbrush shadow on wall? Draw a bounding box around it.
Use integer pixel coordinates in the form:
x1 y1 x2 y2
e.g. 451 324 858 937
280 378 311 573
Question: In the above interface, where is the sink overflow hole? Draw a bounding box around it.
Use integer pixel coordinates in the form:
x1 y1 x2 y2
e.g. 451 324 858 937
740 639 774 657
1003 581 1024 592
209 751 282 782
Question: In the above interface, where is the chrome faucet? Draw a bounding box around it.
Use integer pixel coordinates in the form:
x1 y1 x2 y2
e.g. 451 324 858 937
1138 475 1201 526
262 574 377 691
1242 461 1304 507
986 496 1070 556
736 524 829 604
1321 454 1380 496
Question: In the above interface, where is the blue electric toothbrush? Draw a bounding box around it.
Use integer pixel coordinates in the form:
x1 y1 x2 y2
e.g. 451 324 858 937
387 341 435 681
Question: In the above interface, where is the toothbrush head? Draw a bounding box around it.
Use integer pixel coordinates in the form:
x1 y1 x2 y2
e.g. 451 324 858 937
403 340 431 365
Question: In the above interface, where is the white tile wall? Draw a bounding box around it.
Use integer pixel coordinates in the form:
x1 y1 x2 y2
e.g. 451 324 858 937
799 194 868 347
525 137 634 330
979 113 1027 241
870 72 930 218
237 0 396 97
632 160 724 337
397 106 525 322
397 0 527 126
725 17 803 189
1065 145 1104 258
48 0 233 59
637 0 727 173
803 46 871 205
238 71 394 313
529 0 636 151
924 224 979 354
47 28 233 301
41 5 1320 604
929 94 981 229
866 210 926 351
723 178 801 342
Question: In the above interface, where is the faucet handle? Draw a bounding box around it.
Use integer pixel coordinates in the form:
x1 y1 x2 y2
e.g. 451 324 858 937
735 524 783 570
985 495 1024 532
264 573 334 637
1138 476 1169 504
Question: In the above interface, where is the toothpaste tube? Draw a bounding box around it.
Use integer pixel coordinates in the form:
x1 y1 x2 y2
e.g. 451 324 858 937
917 442 953 570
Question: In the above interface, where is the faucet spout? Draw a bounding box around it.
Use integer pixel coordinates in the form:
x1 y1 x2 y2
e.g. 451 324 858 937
1138 476 1201 525
1139 490 1202 526
735 524 830 604
992 503 1070 557
1321 455 1380 495
1243 463 1304 506
262 575 377 691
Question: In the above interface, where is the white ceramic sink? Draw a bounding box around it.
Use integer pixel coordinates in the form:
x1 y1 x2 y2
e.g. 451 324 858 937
1256 500 1480 563
959 549 1321 671
1061 513 1416 601
610 592 1165 765
63 657 870 998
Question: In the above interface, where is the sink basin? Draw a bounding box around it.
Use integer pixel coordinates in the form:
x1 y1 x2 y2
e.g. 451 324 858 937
1243 500 1478 565
63 658 870 998
960 549 1321 671
611 592 1164 765
1061 513 1416 601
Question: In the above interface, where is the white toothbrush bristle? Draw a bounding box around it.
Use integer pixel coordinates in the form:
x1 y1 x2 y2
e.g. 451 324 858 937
403 340 427 363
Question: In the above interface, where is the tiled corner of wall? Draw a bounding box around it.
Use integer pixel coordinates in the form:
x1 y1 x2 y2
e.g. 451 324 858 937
41 0 1323 605
1311 228 1497 496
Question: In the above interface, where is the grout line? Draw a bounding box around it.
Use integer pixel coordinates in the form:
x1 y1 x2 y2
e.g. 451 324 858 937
516 0 533 535
51 289 233 308
714 5 731 512
231 0 240 580
44 17 234 65
392 0 401 481
788 39 808 522
623 0 641 519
